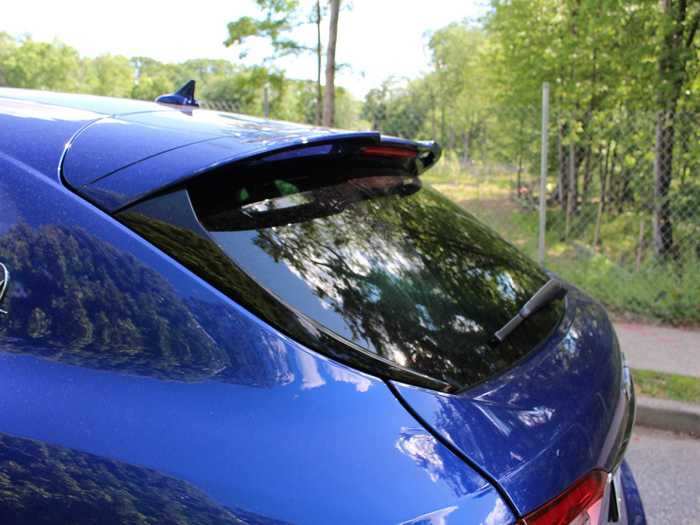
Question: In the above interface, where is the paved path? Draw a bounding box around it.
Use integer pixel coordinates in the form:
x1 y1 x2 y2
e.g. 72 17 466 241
627 427 700 524
614 322 700 377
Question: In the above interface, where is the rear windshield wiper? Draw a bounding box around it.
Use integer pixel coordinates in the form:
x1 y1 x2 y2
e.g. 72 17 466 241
492 278 566 344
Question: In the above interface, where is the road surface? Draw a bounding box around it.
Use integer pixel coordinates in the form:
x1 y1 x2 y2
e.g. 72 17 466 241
627 426 700 524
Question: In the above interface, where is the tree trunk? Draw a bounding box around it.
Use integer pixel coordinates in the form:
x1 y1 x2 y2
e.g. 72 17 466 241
440 102 446 146
572 144 584 213
636 219 646 272
322 0 341 127
557 122 568 210
601 140 614 214
583 145 593 202
462 132 470 166
653 109 675 256
652 0 698 257
608 146 619 215
515 117 524 197
314 0 323 126
430 89 437 137
677 115 691 189
565 142 575 240
594 144 612 250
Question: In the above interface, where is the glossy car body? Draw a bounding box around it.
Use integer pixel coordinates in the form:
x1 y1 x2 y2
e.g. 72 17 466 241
0 88 646 524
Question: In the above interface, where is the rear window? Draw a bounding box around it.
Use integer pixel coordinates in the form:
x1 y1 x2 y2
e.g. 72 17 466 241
178 155 564 389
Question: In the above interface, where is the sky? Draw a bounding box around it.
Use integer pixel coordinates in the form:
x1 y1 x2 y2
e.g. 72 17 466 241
3 0 488 96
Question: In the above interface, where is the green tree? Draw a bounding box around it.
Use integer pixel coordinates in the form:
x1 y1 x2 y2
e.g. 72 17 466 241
224 0 303 58
0 36 81 91
199 65 286 115
0 32 14 85
130 56 182 100
653 0 700 257
84 54 133 97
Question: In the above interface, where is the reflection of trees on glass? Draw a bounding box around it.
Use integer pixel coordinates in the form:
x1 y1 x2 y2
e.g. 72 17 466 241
0 432 290 525
0 223 293 386
243 186 560 387
119 210 314 350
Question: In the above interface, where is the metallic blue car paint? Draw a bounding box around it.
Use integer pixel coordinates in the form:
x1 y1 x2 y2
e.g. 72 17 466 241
68 138 387 211
621 461 647 525
0 86 169 116
0 97 99 178
61 117 223 186
61 103 382 190
62 105 439 212
72 133 383 212
0 89 437 211
0 144 514 524
392 290 633 515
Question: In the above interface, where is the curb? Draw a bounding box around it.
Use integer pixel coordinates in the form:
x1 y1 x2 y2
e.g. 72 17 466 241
635 396 700 437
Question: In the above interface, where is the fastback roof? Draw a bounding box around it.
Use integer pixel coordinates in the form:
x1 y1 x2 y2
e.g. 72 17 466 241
0 87 171 115
0 92 98 178
0 88 438 212
61 110 382 189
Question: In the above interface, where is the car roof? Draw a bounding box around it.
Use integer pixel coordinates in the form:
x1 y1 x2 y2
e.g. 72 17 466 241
0 88 375 182
0 87 174 115
0 88 439 212
0 90 97 178
0 88 185 179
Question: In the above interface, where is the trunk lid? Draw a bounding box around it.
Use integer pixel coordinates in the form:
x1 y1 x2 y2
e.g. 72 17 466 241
391 287 634 515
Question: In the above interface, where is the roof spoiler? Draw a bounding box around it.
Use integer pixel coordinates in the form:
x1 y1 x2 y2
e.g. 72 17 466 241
66 131 441 213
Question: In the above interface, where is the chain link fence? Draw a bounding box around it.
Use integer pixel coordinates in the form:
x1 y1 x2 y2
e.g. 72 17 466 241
200 100 243 113
543 110 699 268
203 93 700 322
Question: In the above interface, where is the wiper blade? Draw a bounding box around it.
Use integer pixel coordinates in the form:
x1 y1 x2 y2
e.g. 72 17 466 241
493 278 566 344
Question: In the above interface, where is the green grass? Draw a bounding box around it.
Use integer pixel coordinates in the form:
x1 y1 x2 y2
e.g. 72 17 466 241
426 176 700 325
633 369 700 404
546 251 700 325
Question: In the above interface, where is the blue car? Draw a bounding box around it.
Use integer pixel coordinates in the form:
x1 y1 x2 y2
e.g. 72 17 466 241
0 84 645 525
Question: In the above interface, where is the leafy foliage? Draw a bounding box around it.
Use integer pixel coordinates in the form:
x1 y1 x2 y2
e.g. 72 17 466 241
224 0 304 58
0 32 365 128
358 3 699 321
0 35 82 92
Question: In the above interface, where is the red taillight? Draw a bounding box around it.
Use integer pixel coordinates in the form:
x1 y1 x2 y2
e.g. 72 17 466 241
360 145 417 158
519 470 608 525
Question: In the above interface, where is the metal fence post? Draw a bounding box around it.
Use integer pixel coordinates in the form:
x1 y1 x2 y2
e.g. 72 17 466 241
538 82 550 266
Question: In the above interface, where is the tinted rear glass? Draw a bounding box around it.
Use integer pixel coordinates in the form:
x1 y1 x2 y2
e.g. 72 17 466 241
187 158 563 388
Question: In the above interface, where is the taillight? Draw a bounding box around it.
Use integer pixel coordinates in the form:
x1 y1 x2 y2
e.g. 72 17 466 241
519 470 608 525
360 145 417 158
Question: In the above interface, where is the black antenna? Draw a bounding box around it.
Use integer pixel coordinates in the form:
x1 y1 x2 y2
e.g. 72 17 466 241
155 80 199 107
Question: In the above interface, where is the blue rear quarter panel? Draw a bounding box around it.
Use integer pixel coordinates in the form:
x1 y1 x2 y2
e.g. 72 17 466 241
0 140 513 524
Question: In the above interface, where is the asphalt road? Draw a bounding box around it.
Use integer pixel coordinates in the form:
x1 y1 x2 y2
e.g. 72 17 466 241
627 426 700 524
